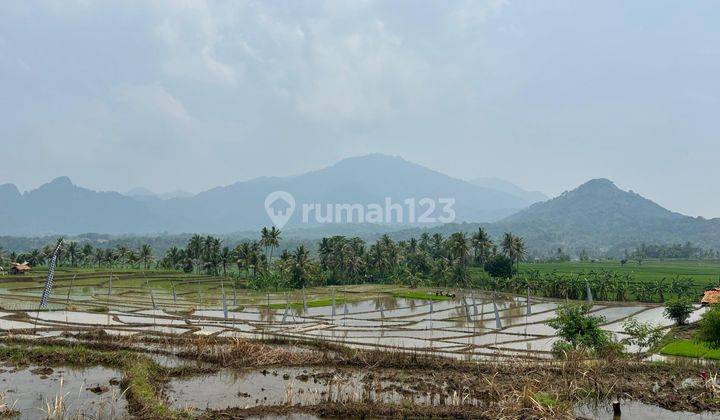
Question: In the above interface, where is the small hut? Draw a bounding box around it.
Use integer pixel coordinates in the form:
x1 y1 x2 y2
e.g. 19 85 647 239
10 262 31 275
701 288 720 306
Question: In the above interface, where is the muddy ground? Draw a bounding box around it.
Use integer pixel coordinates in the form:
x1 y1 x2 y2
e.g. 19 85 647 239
0 332 719 419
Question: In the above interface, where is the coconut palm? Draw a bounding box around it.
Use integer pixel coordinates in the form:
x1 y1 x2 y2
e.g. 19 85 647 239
219 246 232 277
290 244 311 288
471 227 493 265
448 232 470 266
266 226 281 265
139 244 153 270
65 241 79 267
27 249 43 266
430 233 445 258
501 232 526 270
115 245 130 267
187 234 203 272
81 244 94 267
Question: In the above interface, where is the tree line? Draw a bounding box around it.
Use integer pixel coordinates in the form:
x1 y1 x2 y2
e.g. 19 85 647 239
156 227 526 290
0 242 154 270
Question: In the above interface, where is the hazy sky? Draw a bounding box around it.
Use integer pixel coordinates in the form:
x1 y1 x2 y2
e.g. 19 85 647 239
1 1 718 217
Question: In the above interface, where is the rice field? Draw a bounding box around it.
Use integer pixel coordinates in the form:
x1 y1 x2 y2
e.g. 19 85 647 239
0 268 708 360
1 268 718 419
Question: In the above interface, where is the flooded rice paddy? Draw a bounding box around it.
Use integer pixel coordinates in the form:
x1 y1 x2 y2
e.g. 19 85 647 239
0 272 709 358
1 271 717 418
0 364 127 419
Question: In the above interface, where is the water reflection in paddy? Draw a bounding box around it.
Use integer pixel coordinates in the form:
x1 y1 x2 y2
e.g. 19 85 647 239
0 365 127 419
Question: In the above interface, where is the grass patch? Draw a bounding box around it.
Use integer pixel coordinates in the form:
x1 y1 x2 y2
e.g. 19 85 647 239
533 392 557 409
390 291 451 301
265 298 348 309
660 339 720 360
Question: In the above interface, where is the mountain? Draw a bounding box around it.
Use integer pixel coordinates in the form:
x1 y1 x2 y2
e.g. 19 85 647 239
152 154 530 232
126 187 156 197
469 177 547 204
157 190 194 200
392 178 720 255
0 177 167 235
126 187 193 200
0 154 529 235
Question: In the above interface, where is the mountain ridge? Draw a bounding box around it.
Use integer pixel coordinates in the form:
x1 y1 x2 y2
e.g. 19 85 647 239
0 154 531 235
390 178 720 255
470 177 548 204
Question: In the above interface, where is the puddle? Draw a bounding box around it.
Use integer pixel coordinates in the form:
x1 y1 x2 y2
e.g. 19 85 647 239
166 367 480 412
0 365 128 419
575 400 720 419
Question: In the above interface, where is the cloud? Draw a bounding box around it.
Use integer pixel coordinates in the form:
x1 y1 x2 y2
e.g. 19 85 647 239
111 83 191 123
152 1 241 85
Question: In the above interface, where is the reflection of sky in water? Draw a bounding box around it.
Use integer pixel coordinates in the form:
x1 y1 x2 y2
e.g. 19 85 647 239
5 292 687 360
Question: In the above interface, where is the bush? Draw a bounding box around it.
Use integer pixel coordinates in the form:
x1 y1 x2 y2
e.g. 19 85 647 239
622 317 665 355
484 254 515 278
548 304 609 354
664 298 695 325
697 305 720 349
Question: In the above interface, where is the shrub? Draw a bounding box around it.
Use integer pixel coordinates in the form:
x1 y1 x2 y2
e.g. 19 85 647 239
664 298 695 325
697 305 720 349
548 304 609 354
484 254 514 278
621 317 665 355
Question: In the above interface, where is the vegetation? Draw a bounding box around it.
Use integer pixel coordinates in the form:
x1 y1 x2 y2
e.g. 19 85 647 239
390 290 451 301
548 304 611 356
4 228 718 305
697 305 720 349
621 317 665 356
664 298 695 325
660 339 720 360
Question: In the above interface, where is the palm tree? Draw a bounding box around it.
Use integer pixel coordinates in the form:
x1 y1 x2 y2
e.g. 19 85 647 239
448 232 470 266
318 237 332 270
187 234 203 273
260 227 271 260
471 227 493 265
219 246 231 277
66 242 79 267
126 250 139 268
115 245 129 267
266 226 281 265
28 249 43 266
290 244 311 288
93 247 104 267
501 232 526 271
139 244 153 270
81 243 94 267
430 233 444 258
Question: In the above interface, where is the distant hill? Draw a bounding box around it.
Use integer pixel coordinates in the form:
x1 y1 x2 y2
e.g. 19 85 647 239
0 154 529 235
469 177 547 204
391 179 720 255
151 154 530 232
3 176 720 256
126 187 193 200
0 177 167 235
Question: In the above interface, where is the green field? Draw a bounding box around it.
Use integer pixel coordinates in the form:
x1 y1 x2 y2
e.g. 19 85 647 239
519 259 720 285
660 339 720 360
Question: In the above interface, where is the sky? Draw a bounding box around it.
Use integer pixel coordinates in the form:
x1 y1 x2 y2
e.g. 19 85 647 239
0 1 718 217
